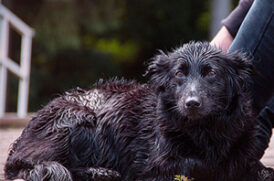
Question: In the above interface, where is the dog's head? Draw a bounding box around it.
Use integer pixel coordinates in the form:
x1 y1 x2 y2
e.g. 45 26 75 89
146 41 255 122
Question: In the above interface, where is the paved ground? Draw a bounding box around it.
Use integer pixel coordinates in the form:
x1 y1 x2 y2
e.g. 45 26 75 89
0 128 273 180
0 128 23 180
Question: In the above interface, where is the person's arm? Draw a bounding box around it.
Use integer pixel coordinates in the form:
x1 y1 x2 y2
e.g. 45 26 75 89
211 26 233 51
211 0 254 51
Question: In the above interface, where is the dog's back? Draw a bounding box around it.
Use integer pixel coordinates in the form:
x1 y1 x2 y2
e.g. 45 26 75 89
5 80 157 181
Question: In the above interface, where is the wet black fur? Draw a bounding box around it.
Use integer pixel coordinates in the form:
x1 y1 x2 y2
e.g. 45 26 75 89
5 42 274 181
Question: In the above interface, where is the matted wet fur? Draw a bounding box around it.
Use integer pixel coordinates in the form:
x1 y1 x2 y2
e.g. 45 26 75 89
5 42 274 181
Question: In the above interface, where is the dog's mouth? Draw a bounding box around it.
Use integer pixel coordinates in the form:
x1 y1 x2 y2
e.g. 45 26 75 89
179 104 212 122
176 105 202 120
185 108 202 120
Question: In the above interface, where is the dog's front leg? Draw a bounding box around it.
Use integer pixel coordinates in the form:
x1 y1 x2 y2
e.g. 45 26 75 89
144 156 205 181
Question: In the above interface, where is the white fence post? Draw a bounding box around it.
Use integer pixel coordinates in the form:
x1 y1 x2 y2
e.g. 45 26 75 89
0 16 9 117
0 5 34 118
17 35 32 117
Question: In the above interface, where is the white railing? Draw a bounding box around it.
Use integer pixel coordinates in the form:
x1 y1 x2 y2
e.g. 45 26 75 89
0 5 34 118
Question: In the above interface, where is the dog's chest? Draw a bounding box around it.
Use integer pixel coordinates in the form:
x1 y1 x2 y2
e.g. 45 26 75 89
169 131 249 181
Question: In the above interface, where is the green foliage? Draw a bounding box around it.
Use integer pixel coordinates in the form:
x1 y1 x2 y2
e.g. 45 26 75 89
4 0 210 111
33 0 81 55
95 38 139 63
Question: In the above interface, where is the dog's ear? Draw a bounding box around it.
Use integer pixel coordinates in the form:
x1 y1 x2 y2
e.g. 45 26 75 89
221 51 256 113
226 51 256 90
223 51 256 106
145 50 171 88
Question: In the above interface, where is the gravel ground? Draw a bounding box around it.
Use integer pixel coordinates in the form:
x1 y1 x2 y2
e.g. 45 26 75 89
0 128 273 180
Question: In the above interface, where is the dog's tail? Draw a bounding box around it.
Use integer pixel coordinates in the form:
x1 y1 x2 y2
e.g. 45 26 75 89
28 161 73 181
5 159 122 181
5 160 73 181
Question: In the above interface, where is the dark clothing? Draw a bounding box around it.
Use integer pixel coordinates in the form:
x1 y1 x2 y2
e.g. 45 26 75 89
222 0 254 37
228 0 274 159
229 0 274 117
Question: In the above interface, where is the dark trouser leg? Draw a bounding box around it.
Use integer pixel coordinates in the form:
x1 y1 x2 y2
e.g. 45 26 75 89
229 0 274 159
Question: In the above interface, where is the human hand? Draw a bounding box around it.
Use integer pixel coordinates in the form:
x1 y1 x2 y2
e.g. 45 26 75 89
210 26 233 52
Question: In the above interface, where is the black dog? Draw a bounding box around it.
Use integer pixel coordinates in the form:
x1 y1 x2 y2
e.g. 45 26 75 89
5 42 274 181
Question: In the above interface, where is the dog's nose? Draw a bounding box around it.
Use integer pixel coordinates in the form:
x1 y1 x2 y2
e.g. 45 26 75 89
185 97 201 108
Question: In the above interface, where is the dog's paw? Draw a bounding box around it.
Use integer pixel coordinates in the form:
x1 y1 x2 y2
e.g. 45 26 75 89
258 167 274 181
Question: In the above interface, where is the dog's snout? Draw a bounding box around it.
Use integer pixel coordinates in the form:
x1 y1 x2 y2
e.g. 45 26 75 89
185 97 201 108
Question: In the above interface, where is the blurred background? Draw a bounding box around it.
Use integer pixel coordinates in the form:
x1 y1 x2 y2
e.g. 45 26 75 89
2 0 238 113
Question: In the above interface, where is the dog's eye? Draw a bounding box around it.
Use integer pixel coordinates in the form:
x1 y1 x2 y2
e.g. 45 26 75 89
175 71 184 78
207 71 216 77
